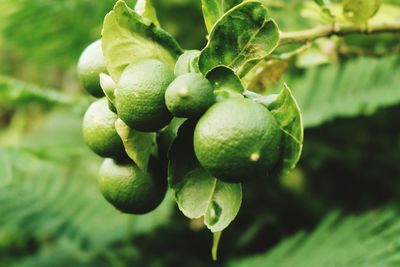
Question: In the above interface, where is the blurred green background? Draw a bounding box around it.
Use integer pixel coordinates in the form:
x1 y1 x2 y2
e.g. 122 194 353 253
0 0 400 266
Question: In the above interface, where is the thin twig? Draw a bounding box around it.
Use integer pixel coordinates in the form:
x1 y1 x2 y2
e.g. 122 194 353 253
279 20 400 46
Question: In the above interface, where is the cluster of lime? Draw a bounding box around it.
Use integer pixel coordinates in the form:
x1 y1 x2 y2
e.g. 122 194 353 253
78 39 282 214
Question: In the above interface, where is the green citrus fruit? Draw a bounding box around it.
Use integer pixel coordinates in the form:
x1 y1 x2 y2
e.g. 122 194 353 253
165 73 215 118
115 59 175 132
99 158 166 214
77 39 107 97
193 97 282 183
82 98 125 159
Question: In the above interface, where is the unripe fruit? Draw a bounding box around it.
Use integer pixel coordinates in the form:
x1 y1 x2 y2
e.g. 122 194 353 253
77 40 107 97
82 98 125 159
115 59 175 132
194 97 282 183
165 73 215 118
99 158 166 214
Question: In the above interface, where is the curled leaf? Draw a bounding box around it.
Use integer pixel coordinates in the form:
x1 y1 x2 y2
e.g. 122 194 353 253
206 66 244 99
268 84 303 175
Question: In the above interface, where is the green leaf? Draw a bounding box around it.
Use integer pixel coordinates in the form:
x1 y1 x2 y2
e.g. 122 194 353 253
206 66 244 99
0 145 175 267
99 73 117 110
212 231 222 261
199 1 280 77
174 50 201 76
343 0 381 26
102 0 183 81
229 208 400 267
201 0 243 33
247 85 303 175
289 56 400 128
313 0 334 18
134 0 160 26
115 118 156 172
168 120 242 232
0 75 74 108
0 0 114 67
268 84 303 175
242 59 289 93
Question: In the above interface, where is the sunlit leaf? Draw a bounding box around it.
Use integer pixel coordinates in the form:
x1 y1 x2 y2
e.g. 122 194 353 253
102 0 182 81
135 0 160 26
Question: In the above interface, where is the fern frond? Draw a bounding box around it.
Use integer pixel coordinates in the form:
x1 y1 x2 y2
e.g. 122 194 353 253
0 108 174 266
290 56 400 128
230 208 400 267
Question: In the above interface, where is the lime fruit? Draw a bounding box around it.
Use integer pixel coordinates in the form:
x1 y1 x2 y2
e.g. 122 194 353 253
193 97 282 183
77 39 107 97
115 59 175 132
82 98 125 159
165 73 215 118
99 158 166 214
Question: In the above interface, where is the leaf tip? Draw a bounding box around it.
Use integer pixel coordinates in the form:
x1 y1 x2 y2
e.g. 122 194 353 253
211 231 222 261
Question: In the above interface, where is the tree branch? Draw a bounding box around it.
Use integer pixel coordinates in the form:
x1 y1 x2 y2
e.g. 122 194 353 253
279 20 400 46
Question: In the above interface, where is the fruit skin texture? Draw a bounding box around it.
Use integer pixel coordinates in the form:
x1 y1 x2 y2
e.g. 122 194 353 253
165 73 215 118
77 40 107 97
82 98 125 159
193 97 282 183
98 159 166 214
116 59 175 132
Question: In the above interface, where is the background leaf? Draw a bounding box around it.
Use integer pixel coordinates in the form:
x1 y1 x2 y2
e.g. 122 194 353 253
343 0 382 26
0 150 12 187
313 0 334 19
290 56 400 128
201 0 242 33
0 76 75 108
229 207 400 267
168 120 242 232
0 117 174 266
199 1 279 76
102 0 182 81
